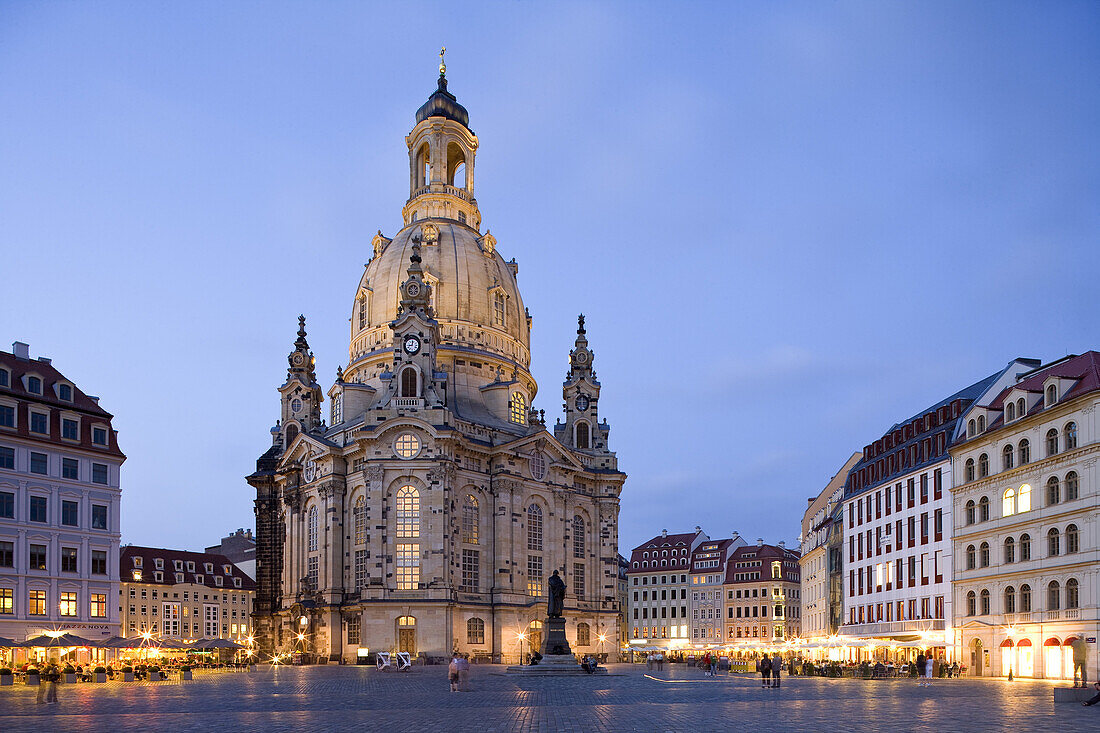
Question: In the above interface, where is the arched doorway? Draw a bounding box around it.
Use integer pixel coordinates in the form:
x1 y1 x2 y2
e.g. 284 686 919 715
397 616 416 656
999 639 1014 677
1016 638 1033 677
1043 637 1062 679
527 620 543 656
970 638 983 676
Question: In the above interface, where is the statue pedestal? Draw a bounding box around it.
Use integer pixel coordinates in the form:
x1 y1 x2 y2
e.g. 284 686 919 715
505 616 607 675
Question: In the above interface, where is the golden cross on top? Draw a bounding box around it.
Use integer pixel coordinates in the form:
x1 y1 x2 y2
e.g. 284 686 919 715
439 46 446 75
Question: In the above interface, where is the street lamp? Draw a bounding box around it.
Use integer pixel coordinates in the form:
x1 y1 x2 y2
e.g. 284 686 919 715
516 632 527 664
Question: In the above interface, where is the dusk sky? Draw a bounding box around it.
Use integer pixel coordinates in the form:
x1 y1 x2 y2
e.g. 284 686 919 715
2 2 1097 554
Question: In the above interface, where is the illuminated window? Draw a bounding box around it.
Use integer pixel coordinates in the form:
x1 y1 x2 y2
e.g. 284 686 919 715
29 590 47 615
308 506 318 551
0 588 12 614
510 392 527 424
57 591 77 616
572 515 585 559
526 555 543 596
395 433 420 458
526 504 543 551
354 496 366 544
467 617 484 645
396 486 420 539
1003 488 1015 517
462 495 479 544
1017 483 1031 513
396 544 420 590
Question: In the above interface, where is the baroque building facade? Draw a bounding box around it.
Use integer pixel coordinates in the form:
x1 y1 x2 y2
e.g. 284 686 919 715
248 67 625 663
951 352 1100 680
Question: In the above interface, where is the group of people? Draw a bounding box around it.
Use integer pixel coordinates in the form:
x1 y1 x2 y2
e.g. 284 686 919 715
700 652 720 677
757 653 783 688
580 655 600 674
644 652 665 671
447 653 471 692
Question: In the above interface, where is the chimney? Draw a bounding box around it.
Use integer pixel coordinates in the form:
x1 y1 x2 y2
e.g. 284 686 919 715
37 356 51 365
661 529 667 538
695 525 701 534
731 531 740 540
12 341 29 360
757 538 763 547
87 396 100 404
778 541 786 549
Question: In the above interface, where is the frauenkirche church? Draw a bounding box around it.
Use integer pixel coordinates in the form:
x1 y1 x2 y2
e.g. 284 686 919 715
248 57 626 663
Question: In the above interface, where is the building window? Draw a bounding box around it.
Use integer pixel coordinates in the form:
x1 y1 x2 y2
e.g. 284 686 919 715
574 562 585 597
527 503 543 551
980 589 990 615
92 427 108 445
1017 483 1031 512
91 504 107 529
59 591 78 616
1066 523 1079 554
1020 533 1031 561
30 495 47 522
62 458 78 480
965 500 975 525
966 591 976 616
395 432 420 458
965 459 975 483
28 589 47 615
967 419 975 437
1065 471 1079 501
58 383 72 401
510 392 527 424
979 542 989 568
1047 581 1060 610
1004 586 1016 614
1018 439 1030 465
966 545 976 570
576 622 591 647
1047 476 1060 506
1002 444 1014 471
1066 578 1079 609
0 405 13 429
1003 488 1015 517
0 588 13 614
0 541 12 567
978 453 989 478
1047 528 1060 557
1006 402 1015 421
461 548 479 591
92 463 108 484
61 547 78 573
1003 537 1015 564
62 499 79 526
353 496 366 544
576 421 590 449
347 616 361 645
1020 584 1032 612
979 496 989 522
462 495 479 544
1065 422 1077 450
572 515 585 559
399 367 418 398
396 544 420 590
526 554 543 597
396 486 420 539
493 293 505 328
354 548 368 590
307 556 318 589
308 506 318 551
1047 429 1059 456
30 452 47 475
0 448 12 471
467 617 485 645
61 418 78 440
0 369 7 387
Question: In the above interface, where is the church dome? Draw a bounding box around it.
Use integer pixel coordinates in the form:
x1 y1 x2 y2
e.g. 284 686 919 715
347 218 531 380
415 76 470 129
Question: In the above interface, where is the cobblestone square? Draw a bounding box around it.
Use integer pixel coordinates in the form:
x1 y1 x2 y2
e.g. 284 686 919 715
0 664 1095 732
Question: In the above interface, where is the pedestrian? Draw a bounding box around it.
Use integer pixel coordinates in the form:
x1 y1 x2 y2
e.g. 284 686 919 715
457 654 471 691
711 654 719 677
646 653 653 671
924 654 933 684
657 653 664 672
448 654 460 692
1072 638 1089 687
703 652 712 677
1083 681 1100 706
45 667 59 704
760 654 771 688
916 653 926 686
771 655 782 688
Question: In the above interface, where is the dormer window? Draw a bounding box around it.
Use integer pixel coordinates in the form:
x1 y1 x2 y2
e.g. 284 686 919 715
132 570 142 581
175 572 184 582
92 427 108 445
223 564 232 575
174 560 183 571
0 368 8 387
233 577 242 588
1046 384 1058 405
58 383 73 401
154 571 163 582
186 561 196 572
204 562 213 573
215 576 223 587
195 574 204 584
1006 402 1015 421
155 558 164 570
133 557 143 568
26 376 42 394
1016 397 1026 418
977 415 986 432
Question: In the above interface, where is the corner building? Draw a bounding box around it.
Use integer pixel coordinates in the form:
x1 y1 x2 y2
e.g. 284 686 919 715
248 69 626 663
723 541 801 642
951 352 1100 680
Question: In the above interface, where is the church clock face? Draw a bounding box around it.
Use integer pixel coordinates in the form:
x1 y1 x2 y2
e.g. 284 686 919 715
575 394 590 412
292 353 305 366
575 350 588 364
403 336 421 355
406 282 421 298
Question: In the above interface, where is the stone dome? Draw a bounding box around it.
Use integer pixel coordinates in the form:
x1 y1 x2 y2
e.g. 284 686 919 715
347 218 531 383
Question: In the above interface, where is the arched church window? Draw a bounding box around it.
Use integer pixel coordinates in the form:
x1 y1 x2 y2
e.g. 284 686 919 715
462 495 479 544
400 367 418 398
286 423 299 443
494 293 506 328
576 622 591 647
510 392 527 424
573 515 585 559
576 421 590 450
396 486 420 539
527 503 543 551
358 295 369 331
354 496 366 545
467 617 485 644
308 506 318 552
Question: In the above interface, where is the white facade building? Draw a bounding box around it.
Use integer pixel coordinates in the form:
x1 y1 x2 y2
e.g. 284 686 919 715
951 352 1100 680
626 528 706 652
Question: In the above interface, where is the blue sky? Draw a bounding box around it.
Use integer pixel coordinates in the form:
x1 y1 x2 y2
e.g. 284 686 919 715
2 1 1097 553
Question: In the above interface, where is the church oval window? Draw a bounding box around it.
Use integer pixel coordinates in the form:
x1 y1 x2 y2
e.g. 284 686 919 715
395 432 421 459
530 452 547 481
291 399 302 412
510 392 527 424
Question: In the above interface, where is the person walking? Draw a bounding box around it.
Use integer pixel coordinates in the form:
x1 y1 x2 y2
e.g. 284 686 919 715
916 653 927 686
448 655 460 693
1072 638 1088 687
760 654 771 688
457 654 471 691
711 654 719 677
771 655 782 689
924 655 934 684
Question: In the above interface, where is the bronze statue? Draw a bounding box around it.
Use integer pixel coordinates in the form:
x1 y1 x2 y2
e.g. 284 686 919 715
547 569 565 618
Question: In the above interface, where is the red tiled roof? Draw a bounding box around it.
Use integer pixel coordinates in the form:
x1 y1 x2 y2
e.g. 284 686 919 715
989 352 1100 410
626 531 697 572
724 543 801 584
120 545 256 591
0 351 112 417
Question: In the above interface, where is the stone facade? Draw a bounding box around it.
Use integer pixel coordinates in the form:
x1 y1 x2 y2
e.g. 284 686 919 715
248 68 625 664
723 542 802 642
